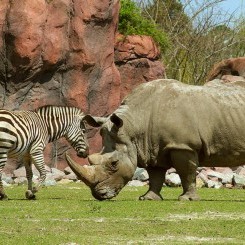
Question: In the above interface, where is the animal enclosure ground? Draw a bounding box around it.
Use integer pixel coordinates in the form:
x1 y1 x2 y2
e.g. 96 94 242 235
0 183 244 244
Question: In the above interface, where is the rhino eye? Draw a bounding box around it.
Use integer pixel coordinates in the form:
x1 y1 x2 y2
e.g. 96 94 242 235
111 160 118 166
110 160 119 170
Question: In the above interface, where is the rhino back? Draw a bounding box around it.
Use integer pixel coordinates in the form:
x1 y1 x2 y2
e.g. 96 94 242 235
116 79 245 167
194 85 245 165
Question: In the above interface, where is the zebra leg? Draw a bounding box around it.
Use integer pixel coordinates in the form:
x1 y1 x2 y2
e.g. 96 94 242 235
30 151 46 194
23 156 36 200
0 153 8 200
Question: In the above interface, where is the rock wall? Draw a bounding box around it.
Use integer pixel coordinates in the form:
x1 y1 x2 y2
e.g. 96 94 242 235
115 34 165 100
0 0 121 112
0 0 165 172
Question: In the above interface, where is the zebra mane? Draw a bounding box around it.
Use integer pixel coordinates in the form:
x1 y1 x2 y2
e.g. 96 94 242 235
35 105 83 118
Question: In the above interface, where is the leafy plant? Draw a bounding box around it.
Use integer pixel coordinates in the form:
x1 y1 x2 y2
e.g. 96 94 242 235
118 0 169 53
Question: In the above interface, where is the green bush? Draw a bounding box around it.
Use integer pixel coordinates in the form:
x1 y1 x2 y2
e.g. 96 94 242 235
118 0 169 53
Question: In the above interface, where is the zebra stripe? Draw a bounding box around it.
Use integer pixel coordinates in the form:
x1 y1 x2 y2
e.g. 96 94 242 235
0 105 89 200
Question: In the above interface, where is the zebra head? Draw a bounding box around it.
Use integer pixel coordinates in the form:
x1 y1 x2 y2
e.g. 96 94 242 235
36 105 90 158
65 114 89 158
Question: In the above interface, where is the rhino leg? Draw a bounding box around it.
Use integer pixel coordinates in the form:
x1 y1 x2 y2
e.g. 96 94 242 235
139 167 166 201
170 150 200 201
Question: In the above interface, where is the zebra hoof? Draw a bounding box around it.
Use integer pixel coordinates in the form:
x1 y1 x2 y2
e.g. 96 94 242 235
25 190 36 200
0 193 8 200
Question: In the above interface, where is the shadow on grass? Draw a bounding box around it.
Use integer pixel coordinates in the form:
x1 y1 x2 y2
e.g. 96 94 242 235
7 197 63 201
198 199 245 202
5 197 245 202
110 198 245 203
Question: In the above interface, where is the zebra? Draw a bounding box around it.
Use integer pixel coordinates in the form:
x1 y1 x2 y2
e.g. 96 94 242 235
0 105 89 200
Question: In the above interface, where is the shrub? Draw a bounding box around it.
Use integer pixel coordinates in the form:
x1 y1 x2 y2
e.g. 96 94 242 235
118 0 169 53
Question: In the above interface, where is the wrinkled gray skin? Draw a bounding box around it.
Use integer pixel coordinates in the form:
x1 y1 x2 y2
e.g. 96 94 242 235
66 79 245 201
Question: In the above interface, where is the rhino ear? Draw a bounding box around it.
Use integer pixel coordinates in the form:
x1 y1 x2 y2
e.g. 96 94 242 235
82 115 107 127
110 114 123 128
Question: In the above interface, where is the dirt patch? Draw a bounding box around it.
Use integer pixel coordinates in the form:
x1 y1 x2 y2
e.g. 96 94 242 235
108 235 237 244
167 211 245 221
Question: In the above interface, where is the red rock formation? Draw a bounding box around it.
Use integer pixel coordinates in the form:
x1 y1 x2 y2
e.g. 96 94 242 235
0 0 165 171
0 0 121 113
115 34 165 100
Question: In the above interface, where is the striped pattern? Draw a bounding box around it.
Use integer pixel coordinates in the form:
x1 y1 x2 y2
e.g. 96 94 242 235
0 106 89 199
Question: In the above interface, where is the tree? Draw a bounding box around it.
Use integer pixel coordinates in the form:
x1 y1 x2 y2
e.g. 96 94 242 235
129 0 245 84
143 0 192 33
232 19 245 57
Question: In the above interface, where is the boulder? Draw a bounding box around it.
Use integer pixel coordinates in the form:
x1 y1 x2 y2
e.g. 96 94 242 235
14 177 27 185
13 167 26 178
64 166 73 175
51 168 66 181
58 179 74 185
43 179 57 186
234 166 245 176
165 173 181 187
127 180 147 187
13 165 51 178
196 177 205 188
132 168 149 181
63 173 78 181
233 174 245 187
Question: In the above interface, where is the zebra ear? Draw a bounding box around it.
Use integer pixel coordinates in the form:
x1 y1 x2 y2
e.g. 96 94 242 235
82 115 107 128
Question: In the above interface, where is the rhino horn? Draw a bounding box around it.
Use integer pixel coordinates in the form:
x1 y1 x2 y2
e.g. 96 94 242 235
65 152 96 187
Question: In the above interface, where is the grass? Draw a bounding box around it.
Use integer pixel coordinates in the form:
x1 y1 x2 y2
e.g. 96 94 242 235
0 183 244 245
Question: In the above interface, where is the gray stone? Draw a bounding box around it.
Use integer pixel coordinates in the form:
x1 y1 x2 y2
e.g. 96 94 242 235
127 180 147 187
204 168 233 185
197 172 209 184
58 179 74 184
234 166 245 176
166 168 176 174
43 179 57 186
13 166 26 178
206 169 224 179
213 182 223 189
14 177 27 185
165 173 181 187
206 179 216 188
63 173 77 181
224 183 233 189
64 167 73 175
221 173 234 184
2 180 11 187
233 174 245 187
2 174 14 184
132 168 149 181
196 177 205 188
51 168 65 181
13 165 51 178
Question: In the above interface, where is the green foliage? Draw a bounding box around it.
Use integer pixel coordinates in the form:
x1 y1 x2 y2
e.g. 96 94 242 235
118 0 169 53
119 1 245 84
0 184 244 244
233 19 245 57
145 0 192 33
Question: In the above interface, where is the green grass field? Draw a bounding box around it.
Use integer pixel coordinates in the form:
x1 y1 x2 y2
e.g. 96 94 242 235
0 183 244 244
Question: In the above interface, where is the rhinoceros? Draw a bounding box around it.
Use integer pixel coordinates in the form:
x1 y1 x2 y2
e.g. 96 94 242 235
66 79 245 201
